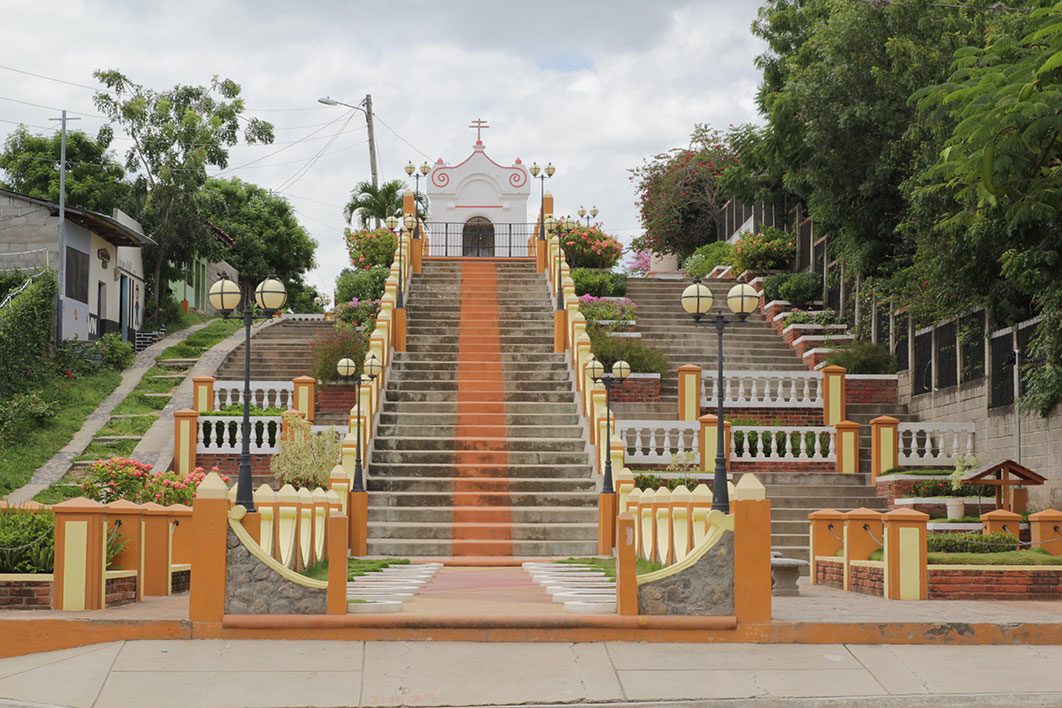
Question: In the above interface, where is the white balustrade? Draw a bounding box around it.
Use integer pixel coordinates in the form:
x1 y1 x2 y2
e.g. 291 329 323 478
897 422 975 466
196 416 282 454
701 370 822 409
213 380 294 410
730 425 835 462
616 420 699 465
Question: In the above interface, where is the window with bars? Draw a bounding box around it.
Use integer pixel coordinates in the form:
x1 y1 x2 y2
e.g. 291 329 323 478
960 312 985 382
913 330 933 395
894 313 909 372
935 321 958 390
65 247 88 303
989 332 1015 408
1017 323 1036 398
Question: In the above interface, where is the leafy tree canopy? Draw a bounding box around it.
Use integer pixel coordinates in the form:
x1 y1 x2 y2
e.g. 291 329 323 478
343 178 426 227
92 70 274 311
197 177 317 301
0 125 131 214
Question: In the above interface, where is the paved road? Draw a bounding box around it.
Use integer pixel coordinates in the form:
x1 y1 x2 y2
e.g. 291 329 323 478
0 639 1061 707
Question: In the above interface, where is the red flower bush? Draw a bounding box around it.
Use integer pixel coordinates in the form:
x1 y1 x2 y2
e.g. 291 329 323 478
80 457 229 505
343 227 396 270
558 225 623 269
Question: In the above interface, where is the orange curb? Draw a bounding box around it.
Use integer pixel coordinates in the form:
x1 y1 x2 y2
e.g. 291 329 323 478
221 613 739 630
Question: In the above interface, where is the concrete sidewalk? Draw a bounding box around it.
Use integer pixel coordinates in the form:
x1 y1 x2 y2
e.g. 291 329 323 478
0 639 1061 707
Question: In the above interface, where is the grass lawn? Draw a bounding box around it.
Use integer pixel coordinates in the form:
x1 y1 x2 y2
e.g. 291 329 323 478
202 405 287 417
301 557 411 581
33 484 84 504
928 550 1062 565
157 318 239 360
557 556 665 579
0 369 122 497
97 415 156 437
111 393 169 415
877 469 951 477
74 439 138 462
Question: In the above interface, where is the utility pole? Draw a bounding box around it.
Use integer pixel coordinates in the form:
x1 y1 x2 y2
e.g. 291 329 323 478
363 94 379 190
49 110 79 342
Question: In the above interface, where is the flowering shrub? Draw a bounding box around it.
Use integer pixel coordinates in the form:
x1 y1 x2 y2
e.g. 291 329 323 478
625 249 652 277
682 241 734 279
334 297 380 330
732 227 796 274
79 457 229 505
783 308 841 327
343 227 396 270
270 412 343 489
558 225 623 269
310 327 369 383
578 295 637 332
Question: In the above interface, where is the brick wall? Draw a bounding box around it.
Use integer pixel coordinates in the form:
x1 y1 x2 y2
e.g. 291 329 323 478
317 385 357 415
847 377 898 405
701 407 823 426
848 564 885 597
196 454 273 480
171 569 191 594
876 477 925 505
610 375 660 403
105 574 137 607
0 579 51 609
928 568 1062 600
732 460 836 475
814 558 843 588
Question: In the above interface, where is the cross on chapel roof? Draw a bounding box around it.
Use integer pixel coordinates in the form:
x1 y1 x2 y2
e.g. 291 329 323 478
469 118 490 144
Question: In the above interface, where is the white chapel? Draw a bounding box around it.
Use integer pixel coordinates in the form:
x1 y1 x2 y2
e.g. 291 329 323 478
425 120 532 257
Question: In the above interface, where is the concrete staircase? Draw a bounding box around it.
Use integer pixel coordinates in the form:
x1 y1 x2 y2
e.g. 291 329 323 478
618 278 810 419
213 319 334 381
366 259 599 557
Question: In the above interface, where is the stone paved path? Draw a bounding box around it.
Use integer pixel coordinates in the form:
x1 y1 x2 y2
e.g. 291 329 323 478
3 321 214 505
2 638 1062 707
401 566 567 616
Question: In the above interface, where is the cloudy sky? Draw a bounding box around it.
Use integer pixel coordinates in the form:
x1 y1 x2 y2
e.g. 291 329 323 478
1 1 767 299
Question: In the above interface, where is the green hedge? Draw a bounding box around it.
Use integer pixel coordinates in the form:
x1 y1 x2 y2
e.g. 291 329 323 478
926 531 1020 554
0 271 56 399
588 330 669 376
0 506 54 573
571 269 627 297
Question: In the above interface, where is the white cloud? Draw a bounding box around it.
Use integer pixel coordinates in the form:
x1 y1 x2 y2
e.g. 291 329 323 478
0 0 767 297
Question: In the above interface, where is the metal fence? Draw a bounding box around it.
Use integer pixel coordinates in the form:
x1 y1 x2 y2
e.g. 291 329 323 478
422 222 535 258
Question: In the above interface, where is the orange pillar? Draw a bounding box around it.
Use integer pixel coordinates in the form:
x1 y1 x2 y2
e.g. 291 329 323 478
192 376 215 413
807 509 844 585
698 414 731 473
615 513 637 616
597 492 617 556
1030 509 1062 556
981 509 1022 541
733 496 772 624
349 491 368 556
677 365 702 421
292 376 316 423
141 502 173 596
554 308 567 353
821 365 847 426
882 508 928 600
870 415 899 484
394 307 407 352
842 508 883 592
168 504 194 566
172 409 198 478
189 473 230 623
327 513 349 615
834 420 860 474
52 498 107 611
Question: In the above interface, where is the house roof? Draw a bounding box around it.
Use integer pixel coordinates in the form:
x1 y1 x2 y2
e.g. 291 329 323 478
963 459 1047 486
0 189 156 248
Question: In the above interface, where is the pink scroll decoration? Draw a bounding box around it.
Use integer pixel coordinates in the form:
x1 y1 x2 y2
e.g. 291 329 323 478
509 169 527 188
431 170 450 188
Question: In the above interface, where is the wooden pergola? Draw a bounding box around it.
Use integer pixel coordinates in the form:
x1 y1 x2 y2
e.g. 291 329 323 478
963 459 1046 512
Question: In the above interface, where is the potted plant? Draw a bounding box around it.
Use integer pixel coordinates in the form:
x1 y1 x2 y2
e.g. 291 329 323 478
946 454 977 520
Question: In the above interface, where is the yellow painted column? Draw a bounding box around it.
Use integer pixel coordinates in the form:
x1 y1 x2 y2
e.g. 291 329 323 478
698 414 731 473
192 376 215 413
168 504 194 567
821 365 847 426
842 508 883 592
883 508 928 600
189 473 230 623
329 464 350 517
281 408 306 444
274 484 299 569
172 409 198 478
807 508 844 585
670 485 691 561
51 498 106 610
870 415 899 484
1030 509 1062 556
677 365 702 421
253 485 278 560
292 376 316 423
834 420 860 474
653 488 673 565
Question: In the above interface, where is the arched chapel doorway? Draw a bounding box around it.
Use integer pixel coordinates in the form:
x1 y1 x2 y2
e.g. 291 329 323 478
462 217 494 257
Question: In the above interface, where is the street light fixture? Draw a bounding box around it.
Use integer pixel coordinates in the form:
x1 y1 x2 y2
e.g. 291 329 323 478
384 215 406 309
587 357 631 494
679 276 758 513
338 353 382 493
588 206 598 226
319 94 380 221
529 162 555 248
208 273 288 511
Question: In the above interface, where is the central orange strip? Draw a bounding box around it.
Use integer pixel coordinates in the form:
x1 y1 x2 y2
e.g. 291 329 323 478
453 262 512 555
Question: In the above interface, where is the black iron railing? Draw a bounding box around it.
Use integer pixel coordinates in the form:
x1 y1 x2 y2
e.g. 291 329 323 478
422 222 535 258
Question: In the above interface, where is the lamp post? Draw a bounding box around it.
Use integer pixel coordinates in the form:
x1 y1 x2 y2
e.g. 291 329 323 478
588 206 598 227
208 273 288 511
338 353 382 493
384 214 406 309
553 216 576 312
586 357 631 494
680 277 758 513
529 161 555 248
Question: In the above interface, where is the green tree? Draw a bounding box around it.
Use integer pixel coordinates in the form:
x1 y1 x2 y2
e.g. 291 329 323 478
342 179 426 227
92 71 274 316
629 124 740 258
0 126 131 214
197 177 317 304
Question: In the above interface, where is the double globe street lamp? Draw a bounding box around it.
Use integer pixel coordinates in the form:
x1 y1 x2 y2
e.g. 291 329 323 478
680 277 759 513
578 205 598 227
585 357 631 494
529 161 555 253
208 274 288 510
336 353 382 493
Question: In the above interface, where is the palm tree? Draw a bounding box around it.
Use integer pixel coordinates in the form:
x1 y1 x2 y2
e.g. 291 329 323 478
343 179 428 227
